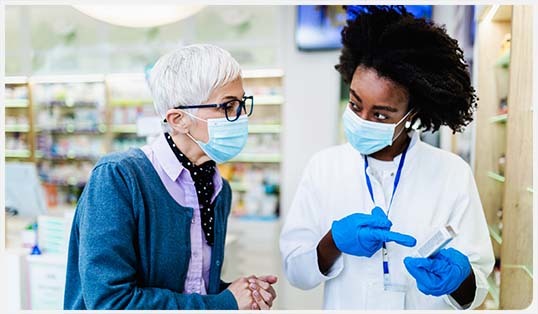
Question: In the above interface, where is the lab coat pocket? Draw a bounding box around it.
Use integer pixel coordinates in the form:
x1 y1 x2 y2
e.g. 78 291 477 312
365 281 406 310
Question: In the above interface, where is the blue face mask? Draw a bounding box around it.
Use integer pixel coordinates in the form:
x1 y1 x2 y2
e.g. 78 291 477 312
185 113 249 164
343 106 412 155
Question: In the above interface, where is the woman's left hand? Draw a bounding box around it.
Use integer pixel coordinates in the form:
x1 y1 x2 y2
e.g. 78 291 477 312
247 275 278 310
404 248 471 296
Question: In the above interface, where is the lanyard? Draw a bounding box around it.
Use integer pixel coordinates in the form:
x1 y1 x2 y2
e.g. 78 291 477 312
363 142 409 289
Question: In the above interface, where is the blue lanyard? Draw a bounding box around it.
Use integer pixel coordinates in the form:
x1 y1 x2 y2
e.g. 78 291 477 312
363 143 409 211
363 142 409 288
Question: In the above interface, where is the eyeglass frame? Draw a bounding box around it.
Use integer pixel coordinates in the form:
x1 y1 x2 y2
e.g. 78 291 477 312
173 95 254 122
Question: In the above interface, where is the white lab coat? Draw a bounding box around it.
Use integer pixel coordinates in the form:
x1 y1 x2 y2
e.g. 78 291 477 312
280 131 494 310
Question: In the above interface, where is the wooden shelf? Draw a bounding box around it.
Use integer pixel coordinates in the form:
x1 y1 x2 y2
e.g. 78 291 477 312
490 114 508 123
475 5 533 310
487 171 506 183
503 264 533 279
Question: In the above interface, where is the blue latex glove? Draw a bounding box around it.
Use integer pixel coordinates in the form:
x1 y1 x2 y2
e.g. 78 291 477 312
331 206 416 257
404 248 472 296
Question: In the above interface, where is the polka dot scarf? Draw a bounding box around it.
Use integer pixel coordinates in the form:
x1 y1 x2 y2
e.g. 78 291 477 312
164 133 215 246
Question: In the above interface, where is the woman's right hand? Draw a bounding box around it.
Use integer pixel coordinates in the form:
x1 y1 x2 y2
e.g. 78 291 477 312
331 206 416 257
227 277 255 310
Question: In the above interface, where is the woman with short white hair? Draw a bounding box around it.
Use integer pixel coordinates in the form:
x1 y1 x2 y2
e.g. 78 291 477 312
64 44 277 310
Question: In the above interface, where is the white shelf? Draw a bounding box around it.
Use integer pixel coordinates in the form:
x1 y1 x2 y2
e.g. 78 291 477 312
5 99 29 108
5 149 31 158
255 95 284 106
5 125 30 132
242 68 284 78
249 124 281 133
5 76 28 84
230 153 280 163
110 124 138 133
30 74 105 84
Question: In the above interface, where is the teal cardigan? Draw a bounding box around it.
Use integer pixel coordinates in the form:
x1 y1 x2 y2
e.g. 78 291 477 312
64 148 238 310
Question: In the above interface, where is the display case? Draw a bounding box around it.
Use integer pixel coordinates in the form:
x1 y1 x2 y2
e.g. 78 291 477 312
474 5 533 309
5 77 35 161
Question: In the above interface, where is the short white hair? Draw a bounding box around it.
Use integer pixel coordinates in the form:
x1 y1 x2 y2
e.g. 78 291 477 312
148 44 242 122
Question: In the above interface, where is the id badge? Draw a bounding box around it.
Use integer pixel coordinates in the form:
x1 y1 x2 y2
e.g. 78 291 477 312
365 282 407 310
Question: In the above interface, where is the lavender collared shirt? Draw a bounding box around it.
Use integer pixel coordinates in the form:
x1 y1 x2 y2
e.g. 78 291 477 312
141 133 222 295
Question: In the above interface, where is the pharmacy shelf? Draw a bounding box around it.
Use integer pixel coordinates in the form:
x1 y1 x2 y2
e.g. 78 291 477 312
35 152 100 161
38 100 101 108
4 99 29 108
109 99 153 107
230 153 281 163
242 68 284 78
248 124 281 134
488 224 503 245
110 124 138 133
495 51 510 68
29 74 105 84
233 214 279 221
5 124 30 132
5 149 31 158
487 276 500 309
487 171 506 183
36 125 106 134
42 179 87 188
490 114 508 123
5 76 28 84
503 264 533 279
255 95 284 106
229 182 248 192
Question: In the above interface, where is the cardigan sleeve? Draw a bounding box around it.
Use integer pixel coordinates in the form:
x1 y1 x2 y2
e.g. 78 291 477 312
73 162 238 310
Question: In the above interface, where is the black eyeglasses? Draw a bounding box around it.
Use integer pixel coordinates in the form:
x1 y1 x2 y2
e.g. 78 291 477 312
174 96 254 122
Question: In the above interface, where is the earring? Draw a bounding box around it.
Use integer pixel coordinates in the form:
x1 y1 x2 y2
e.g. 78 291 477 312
405 121 412 129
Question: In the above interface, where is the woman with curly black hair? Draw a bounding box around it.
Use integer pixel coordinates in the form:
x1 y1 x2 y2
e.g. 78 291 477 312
280 6 494 310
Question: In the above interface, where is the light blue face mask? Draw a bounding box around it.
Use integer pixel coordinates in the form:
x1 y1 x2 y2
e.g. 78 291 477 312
343 106 413 155
185 113 249 164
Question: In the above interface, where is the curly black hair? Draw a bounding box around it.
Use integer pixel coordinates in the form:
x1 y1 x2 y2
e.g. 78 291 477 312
335 6 477 133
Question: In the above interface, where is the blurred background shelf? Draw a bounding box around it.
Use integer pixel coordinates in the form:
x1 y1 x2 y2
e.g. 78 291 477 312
110 124 138 133
5 125 31 133
230 153 281 163
475 5 533 309
487 171 505 183
490 114 508 123
109 99 153 107
5 99 30 108
488 224 503 245
487 276 500 309
5 149 32 158
254 95 284 105
249 124 281 133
